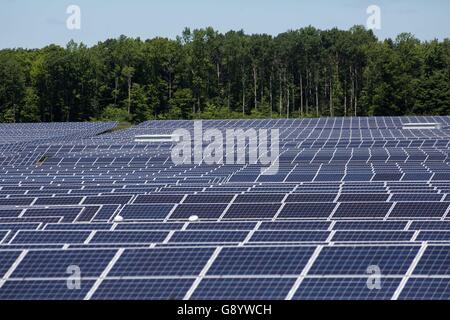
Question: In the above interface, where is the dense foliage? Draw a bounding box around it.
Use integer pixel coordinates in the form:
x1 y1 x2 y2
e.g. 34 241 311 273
0 26 449 123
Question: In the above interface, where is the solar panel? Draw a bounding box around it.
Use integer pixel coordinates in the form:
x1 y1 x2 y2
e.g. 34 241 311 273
331 231 414 242
119 204 174 220
390 202 449 218
333 203 392 218
294 278 401 300
250 231 329 243
308 246 419 275
169 231 248 243
207 247 316 276
286 194 336 202
279 203 336 218
10 250 116 278
92 279 194 300
170 204 228 220
0 251 22 277
3 118 450 300
90 231 168 244
191 278 295 300
109 248 215 276
224 204 281 219
0 280 96 300
11 231 91 244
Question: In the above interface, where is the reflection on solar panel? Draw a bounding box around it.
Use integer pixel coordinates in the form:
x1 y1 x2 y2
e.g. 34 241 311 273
2 117 450 300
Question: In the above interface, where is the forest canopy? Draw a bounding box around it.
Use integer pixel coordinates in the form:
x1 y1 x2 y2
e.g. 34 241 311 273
0 26 449 123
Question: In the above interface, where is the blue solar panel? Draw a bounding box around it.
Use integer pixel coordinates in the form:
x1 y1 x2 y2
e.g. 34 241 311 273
11 231 90 244
333 203 392 218
294 278 401 300
170 204 228 220
169 231 248 243
134 194 185 204
338 194 389 202
413 246 450 275
286 194 336 202
250 231 329 242
90 231 168 244
11 250 116 278
0 280 96 300
191 278 295 300
224 204 281 219
207 246 315 276
109 248 214 276
279 203 336 218
390 202 449 218
184 194 234 203
2 118 450 300
332 231 414 242
34 197 83 206
119 204 173 220
0 251 22 277
92 279 194 300
399 278 450 300
235 194 286 203
308 246 420 275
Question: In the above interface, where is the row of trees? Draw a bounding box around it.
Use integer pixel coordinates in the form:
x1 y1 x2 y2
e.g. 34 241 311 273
0 26 449 123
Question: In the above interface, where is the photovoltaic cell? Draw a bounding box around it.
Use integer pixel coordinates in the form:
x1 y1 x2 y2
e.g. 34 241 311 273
109 248 215 277
169 231 248 243
413 246 450 275
119 204 173 220
10 249 116 278
207 246 316 276
224 204 281 219
0 251 22 277
0 280 95 300
92 279 194 300
399 278 450 300
170 204 228 220
294 278 401 300
250 231 329 243
333 203 392 218
90 231 168 244
279 203 336 218
390 202 449 218
11 231 90 244
191 278 295 300
308 246 419 275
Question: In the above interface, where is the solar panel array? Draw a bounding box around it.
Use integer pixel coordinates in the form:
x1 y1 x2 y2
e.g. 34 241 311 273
1 117 450 300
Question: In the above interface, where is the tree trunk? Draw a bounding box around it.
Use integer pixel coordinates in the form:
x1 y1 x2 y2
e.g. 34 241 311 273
168 73 172 99
315 84 319 117
300 74 303 116
286 88 290 119
227 81 231 111
114 77 119 107
242 77 245 116
350 66 355 116
217 62 220 87
253 66 257 111
279 71 282 116
127 76 131 115
354 70 358 117
329 77 333 117
344 78 347 117
269 74 273 118
305 70 309 114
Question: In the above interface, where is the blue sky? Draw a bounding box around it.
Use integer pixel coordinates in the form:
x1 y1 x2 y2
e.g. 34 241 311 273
1 0 449 49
